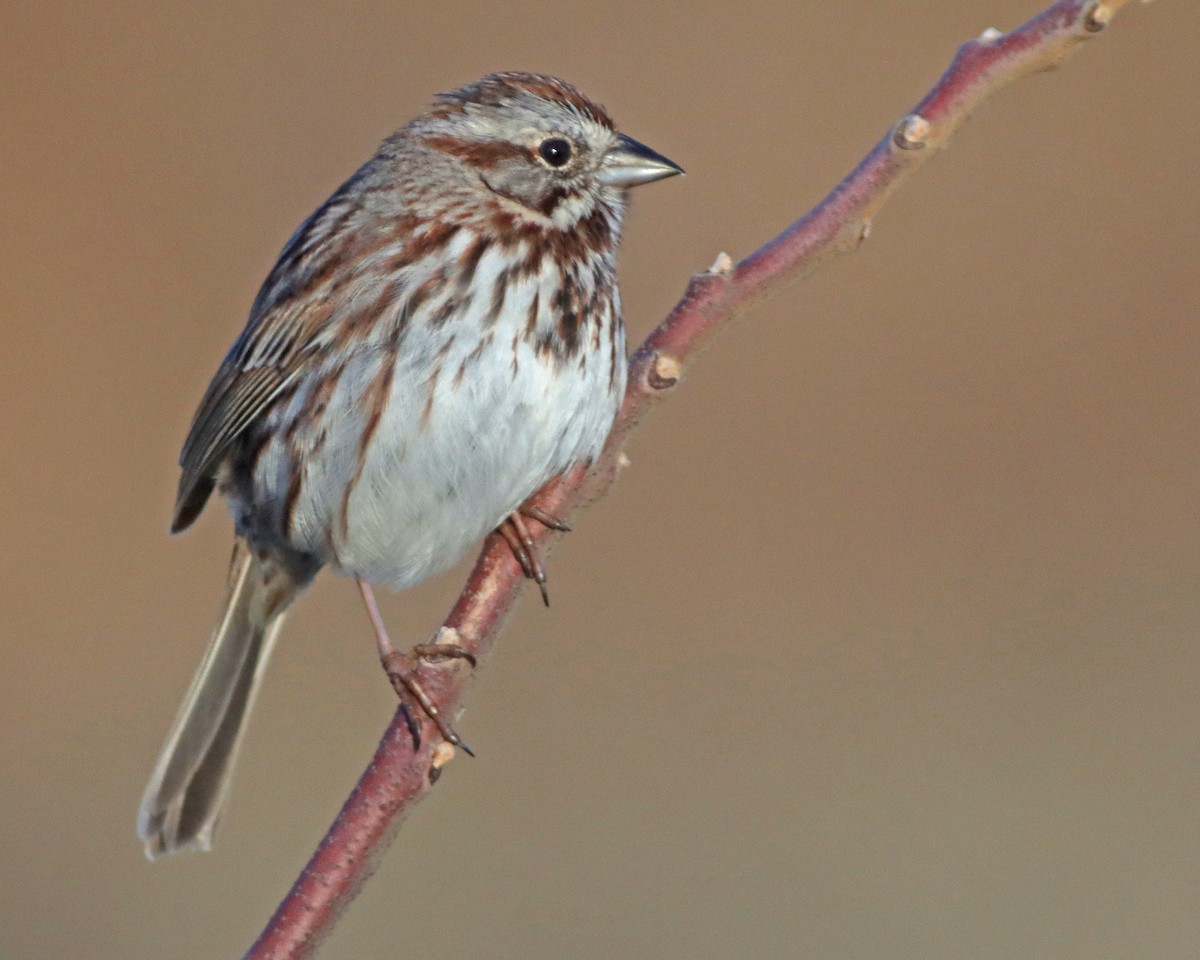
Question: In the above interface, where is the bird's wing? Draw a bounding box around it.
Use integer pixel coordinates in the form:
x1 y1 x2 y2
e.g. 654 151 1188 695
171 176 374 533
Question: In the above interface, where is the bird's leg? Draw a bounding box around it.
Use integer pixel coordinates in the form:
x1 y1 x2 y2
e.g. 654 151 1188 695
357 579 476 757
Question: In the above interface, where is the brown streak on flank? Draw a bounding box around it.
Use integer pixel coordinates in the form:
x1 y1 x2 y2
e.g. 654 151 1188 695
457 235 491 291
485 268 510 326
388 296 413 349
511 332 521 379
402 268 443 321
435 334 457 363
587 273 609 352
305 362 344 425
430 294 462 328
453 331 492 388
451 331 487 388
423 135 532 170
419 362 443 430
525 289 540 337
339 360 395 541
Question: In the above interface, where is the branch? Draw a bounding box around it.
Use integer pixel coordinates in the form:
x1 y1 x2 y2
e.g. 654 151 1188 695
244 2 1145 956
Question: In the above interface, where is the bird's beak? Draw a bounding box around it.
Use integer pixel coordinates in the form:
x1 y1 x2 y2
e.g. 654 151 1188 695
597 133 684 188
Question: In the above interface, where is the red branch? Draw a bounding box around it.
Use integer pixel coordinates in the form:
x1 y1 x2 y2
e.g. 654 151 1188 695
244 2 1139 956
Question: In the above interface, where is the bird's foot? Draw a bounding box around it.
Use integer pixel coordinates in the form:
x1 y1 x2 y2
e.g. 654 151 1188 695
358 579 476 756
497 499 570 606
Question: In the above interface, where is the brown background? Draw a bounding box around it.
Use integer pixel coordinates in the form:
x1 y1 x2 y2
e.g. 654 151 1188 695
3 2 1198 958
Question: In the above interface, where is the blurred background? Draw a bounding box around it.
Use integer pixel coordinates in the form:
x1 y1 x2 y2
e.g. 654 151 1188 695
3 1 1198 957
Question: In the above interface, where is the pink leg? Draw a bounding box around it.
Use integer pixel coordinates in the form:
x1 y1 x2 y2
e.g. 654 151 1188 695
358 579 476 756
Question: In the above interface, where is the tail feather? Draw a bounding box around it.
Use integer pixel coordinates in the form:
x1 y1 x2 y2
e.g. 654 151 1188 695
138 542 296 859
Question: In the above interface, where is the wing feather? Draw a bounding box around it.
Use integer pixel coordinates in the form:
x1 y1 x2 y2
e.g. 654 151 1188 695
171 172 375 532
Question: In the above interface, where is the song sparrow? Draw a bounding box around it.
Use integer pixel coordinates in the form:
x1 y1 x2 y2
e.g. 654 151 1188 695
137 72 681 859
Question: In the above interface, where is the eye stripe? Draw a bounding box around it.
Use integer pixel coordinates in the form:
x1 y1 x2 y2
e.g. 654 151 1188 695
422 134 533 168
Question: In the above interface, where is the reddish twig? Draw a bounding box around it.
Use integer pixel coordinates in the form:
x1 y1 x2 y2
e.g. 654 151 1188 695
244 2 1143 956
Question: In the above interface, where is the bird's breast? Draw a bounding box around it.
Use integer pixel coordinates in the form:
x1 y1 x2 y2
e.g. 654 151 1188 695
244 234 626 589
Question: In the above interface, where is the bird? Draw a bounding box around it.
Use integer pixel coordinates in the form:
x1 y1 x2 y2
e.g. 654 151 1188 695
137 71 682 859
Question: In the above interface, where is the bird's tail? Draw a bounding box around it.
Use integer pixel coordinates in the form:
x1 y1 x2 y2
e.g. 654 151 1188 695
137 541 300 859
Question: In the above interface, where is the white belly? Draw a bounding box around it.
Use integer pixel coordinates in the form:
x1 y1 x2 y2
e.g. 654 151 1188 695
255 242 625 589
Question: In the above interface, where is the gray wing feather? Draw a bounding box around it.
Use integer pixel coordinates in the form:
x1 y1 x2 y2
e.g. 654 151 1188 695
169 158 393 532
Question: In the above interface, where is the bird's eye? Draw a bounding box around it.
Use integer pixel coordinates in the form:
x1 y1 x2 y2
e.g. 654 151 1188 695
538 138 572 168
